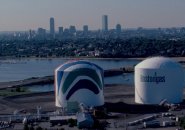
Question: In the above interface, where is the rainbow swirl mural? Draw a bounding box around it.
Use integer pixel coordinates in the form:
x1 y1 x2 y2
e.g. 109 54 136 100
55 60 104 108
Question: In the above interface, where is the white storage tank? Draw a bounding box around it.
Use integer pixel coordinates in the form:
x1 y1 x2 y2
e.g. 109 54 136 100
135 57 184 104
55 60 104 108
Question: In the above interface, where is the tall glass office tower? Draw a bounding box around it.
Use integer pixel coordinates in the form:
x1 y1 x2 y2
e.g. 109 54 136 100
102 15 108 32
50 17 55 37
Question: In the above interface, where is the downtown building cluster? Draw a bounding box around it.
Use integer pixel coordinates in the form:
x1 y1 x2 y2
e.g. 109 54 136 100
35 15 122 40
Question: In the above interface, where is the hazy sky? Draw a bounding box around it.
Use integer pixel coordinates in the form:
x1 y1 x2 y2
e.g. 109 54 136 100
0 0 185 31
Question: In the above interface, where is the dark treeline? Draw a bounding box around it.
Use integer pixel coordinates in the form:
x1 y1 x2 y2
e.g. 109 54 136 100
0 37 185 58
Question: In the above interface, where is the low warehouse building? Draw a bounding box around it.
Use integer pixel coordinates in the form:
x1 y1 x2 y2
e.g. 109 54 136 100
77 112 94 129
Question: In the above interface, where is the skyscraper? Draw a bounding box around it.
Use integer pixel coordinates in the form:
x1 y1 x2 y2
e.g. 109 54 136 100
37 28 46 39
50 17 55 37
83 25 88 33
59 27 63 35
116 24 122 34
69 25 76 34
102 15 108 32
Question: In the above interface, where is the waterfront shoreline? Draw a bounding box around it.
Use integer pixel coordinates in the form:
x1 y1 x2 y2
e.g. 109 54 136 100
0 68 134 89
0 56 185 61
0 56 143 61
0 56 184 89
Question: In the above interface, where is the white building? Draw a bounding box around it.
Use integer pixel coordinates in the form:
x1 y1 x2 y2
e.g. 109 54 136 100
55 60 104 108
135 57 184 104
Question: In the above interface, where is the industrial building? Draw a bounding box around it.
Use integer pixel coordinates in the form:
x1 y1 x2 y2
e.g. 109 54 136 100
135 57 184 104
77 112 94 129
55 60 104 108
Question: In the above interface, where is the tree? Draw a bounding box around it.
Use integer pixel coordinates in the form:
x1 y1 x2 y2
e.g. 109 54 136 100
29 125 34 130
36 126 42 130
23 124 29 130
16 86 21 92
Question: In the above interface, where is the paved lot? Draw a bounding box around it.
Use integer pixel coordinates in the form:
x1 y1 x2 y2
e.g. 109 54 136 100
0 85 185 129
104 108 185 130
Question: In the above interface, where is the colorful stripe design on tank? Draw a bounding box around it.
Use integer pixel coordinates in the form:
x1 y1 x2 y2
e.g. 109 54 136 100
56 60 103 100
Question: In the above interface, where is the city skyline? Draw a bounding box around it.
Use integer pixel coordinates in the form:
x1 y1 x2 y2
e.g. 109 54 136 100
0 0 185 31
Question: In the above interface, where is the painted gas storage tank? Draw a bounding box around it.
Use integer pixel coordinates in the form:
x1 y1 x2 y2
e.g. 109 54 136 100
135 57 184 104
55 60 104 108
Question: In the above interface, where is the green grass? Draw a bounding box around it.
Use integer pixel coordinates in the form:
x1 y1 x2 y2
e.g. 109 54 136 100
0 87 32 97
179 117 185 129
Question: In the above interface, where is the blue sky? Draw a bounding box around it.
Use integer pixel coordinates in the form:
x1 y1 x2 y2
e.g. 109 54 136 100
0 0 185 31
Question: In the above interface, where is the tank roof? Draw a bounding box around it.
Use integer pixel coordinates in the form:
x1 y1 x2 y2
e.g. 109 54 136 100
55 60 103 72
135 57 182 69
